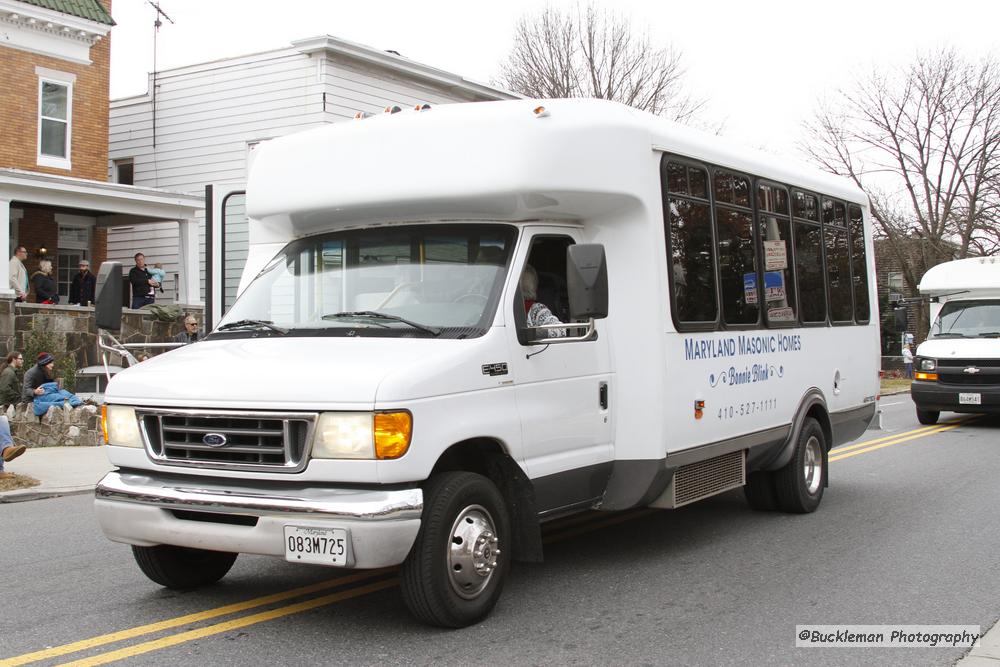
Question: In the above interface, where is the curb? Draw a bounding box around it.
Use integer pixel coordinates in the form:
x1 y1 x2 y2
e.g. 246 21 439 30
957 616 1000 665
880 388 912 396
0 485 95 504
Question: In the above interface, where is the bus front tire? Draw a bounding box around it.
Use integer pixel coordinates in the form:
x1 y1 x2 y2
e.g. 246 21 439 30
916 409 939 425
401 472 510 628
773 417 826 514
132 545 237 589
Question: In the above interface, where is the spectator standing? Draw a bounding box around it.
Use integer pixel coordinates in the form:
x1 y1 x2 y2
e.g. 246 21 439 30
174 315 201 344
8 246 28 302
902 345 914 379
128 252 159 309
0 351 24 405
69 259 97 306
23 352 55 402
31 259 58 304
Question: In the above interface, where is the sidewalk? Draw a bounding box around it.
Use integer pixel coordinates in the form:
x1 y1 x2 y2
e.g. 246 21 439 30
0 446 113 503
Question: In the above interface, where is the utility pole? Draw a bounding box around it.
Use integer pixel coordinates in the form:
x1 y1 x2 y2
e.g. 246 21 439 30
147 1 174 149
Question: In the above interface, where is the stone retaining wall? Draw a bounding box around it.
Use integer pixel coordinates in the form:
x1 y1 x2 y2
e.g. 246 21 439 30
7 402 102 448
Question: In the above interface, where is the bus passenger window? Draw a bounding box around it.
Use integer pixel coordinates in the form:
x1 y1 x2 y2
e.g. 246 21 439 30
756 183 797 325
663 159 717 326
848 205 870 322
823 199 853 323
714 169 757 325
794 222 827 323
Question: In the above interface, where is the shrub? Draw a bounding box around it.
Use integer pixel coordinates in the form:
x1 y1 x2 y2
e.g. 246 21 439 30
22 320 77 392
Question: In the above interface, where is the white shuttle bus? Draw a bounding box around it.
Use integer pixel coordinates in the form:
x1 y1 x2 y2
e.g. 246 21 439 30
912 256 1000 423
95 99 879 627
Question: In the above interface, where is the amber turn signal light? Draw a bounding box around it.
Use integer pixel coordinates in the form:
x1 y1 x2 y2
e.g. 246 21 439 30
914 372 938 381
374 411 412 459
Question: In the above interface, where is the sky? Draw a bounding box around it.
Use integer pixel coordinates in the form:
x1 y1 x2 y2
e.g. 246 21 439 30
108 0 999 158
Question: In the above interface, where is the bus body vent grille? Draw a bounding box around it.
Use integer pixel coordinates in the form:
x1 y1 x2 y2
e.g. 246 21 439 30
653 450 746 509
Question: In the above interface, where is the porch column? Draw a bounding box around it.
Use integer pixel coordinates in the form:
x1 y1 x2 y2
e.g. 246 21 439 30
177 218 201 305
0 199 12 297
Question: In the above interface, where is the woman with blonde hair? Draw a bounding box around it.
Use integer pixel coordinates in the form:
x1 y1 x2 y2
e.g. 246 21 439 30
32 258 58 304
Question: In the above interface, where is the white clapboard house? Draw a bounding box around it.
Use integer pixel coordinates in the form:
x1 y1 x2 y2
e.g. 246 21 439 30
108 35 517 307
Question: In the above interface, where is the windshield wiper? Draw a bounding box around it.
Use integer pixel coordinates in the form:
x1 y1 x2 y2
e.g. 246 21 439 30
929 333 968 338
216 319 288 335
322 311 441 336
977 332 1000 337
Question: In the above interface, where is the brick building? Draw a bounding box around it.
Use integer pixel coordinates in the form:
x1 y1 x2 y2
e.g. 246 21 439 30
0 0 200 306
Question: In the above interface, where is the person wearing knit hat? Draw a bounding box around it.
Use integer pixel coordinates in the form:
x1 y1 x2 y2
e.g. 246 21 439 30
22 352 55 402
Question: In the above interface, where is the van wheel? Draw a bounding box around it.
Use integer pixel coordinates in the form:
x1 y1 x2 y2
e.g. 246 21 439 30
401 472 510 628
773 417 826 514
916 409 939 425
132 545 237 589
743 471 777 511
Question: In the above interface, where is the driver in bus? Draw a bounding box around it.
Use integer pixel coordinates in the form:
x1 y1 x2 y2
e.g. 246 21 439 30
520 265 566 338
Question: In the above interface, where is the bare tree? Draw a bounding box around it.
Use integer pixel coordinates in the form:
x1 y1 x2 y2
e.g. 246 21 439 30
803 49 1000 338
495 5 706 123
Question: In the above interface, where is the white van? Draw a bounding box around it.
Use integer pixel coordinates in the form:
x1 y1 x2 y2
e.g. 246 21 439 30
912 256 1000 424
95 99 879 627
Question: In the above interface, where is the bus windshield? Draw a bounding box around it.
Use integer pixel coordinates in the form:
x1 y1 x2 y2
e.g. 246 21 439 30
930 299 1000 338
213 224 517 339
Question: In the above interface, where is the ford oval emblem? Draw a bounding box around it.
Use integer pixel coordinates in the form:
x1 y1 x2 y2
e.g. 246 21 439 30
203 433 227 448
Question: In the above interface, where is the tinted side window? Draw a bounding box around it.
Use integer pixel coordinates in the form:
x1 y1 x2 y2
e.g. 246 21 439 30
794 222 826 323
757 184 797 325
825 226 853 322
667 196 717 323
792 191 819 221
849 205 871 322
716 208 758 324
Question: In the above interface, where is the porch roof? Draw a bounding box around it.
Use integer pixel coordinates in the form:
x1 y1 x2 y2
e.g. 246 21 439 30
0 168 202 224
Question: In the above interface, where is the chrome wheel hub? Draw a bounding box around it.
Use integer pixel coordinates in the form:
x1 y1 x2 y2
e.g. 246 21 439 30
447 504 500 600
803 435 823 495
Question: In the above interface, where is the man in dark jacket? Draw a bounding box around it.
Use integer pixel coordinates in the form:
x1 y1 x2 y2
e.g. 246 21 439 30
23 352 55 402
0 351 23 405
69 259 97 306
128 252 159 309
174 316 201 344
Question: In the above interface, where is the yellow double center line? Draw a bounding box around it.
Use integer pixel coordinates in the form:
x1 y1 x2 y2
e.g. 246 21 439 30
2 417 973 666
828 418 971 462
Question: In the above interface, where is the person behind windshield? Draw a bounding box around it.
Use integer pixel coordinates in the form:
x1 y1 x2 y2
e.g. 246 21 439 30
520 265 566 338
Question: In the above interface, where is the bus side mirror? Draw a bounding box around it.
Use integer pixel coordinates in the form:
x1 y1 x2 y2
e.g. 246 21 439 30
567 244 608 320
893 307 908 331
95 261 123 332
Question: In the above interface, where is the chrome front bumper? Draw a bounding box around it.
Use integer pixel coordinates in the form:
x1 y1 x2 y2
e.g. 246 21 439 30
94 470 423 569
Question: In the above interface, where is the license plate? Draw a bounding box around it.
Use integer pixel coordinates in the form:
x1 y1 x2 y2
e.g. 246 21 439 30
283 526 349 566
959 393 982 405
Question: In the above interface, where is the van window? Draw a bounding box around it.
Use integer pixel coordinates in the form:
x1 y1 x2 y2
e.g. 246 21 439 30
848 205 870 322
714 169 757 325
757 183 797 325
823 199 852 323
794 222 827 323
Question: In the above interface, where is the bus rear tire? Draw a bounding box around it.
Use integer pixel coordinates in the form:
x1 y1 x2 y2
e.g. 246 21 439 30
401 472 510 628
743 471 777 511
132 545 237 589
916 409 939 425
773 417 825 514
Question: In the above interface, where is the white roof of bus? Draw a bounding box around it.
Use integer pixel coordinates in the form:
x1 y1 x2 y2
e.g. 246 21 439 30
919 256 1000 294
247 99 865 230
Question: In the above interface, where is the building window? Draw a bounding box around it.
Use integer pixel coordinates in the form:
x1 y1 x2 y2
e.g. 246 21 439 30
38 77 73 169
114 159 134 185
887 271 905 303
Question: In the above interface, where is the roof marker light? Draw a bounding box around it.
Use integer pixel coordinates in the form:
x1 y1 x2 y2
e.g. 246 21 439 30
414 103 432 111
354 111 373 120
384 105 403 114
533 106 549 118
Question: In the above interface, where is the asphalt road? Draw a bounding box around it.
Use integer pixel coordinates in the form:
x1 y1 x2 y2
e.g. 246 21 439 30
1 396 998 666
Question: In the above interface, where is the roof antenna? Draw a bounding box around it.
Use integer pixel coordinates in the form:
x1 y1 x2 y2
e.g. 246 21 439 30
147 1 174 150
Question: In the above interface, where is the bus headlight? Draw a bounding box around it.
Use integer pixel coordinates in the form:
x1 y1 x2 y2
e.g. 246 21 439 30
103 405 143 448
312 413 374 459
312 411 413 460
919 358 937 371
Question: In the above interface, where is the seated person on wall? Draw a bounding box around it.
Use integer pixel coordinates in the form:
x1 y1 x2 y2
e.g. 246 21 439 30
520 265 566 338
21 352 82 416
0 351 24 406
31 259 59 304
0 416 25 479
